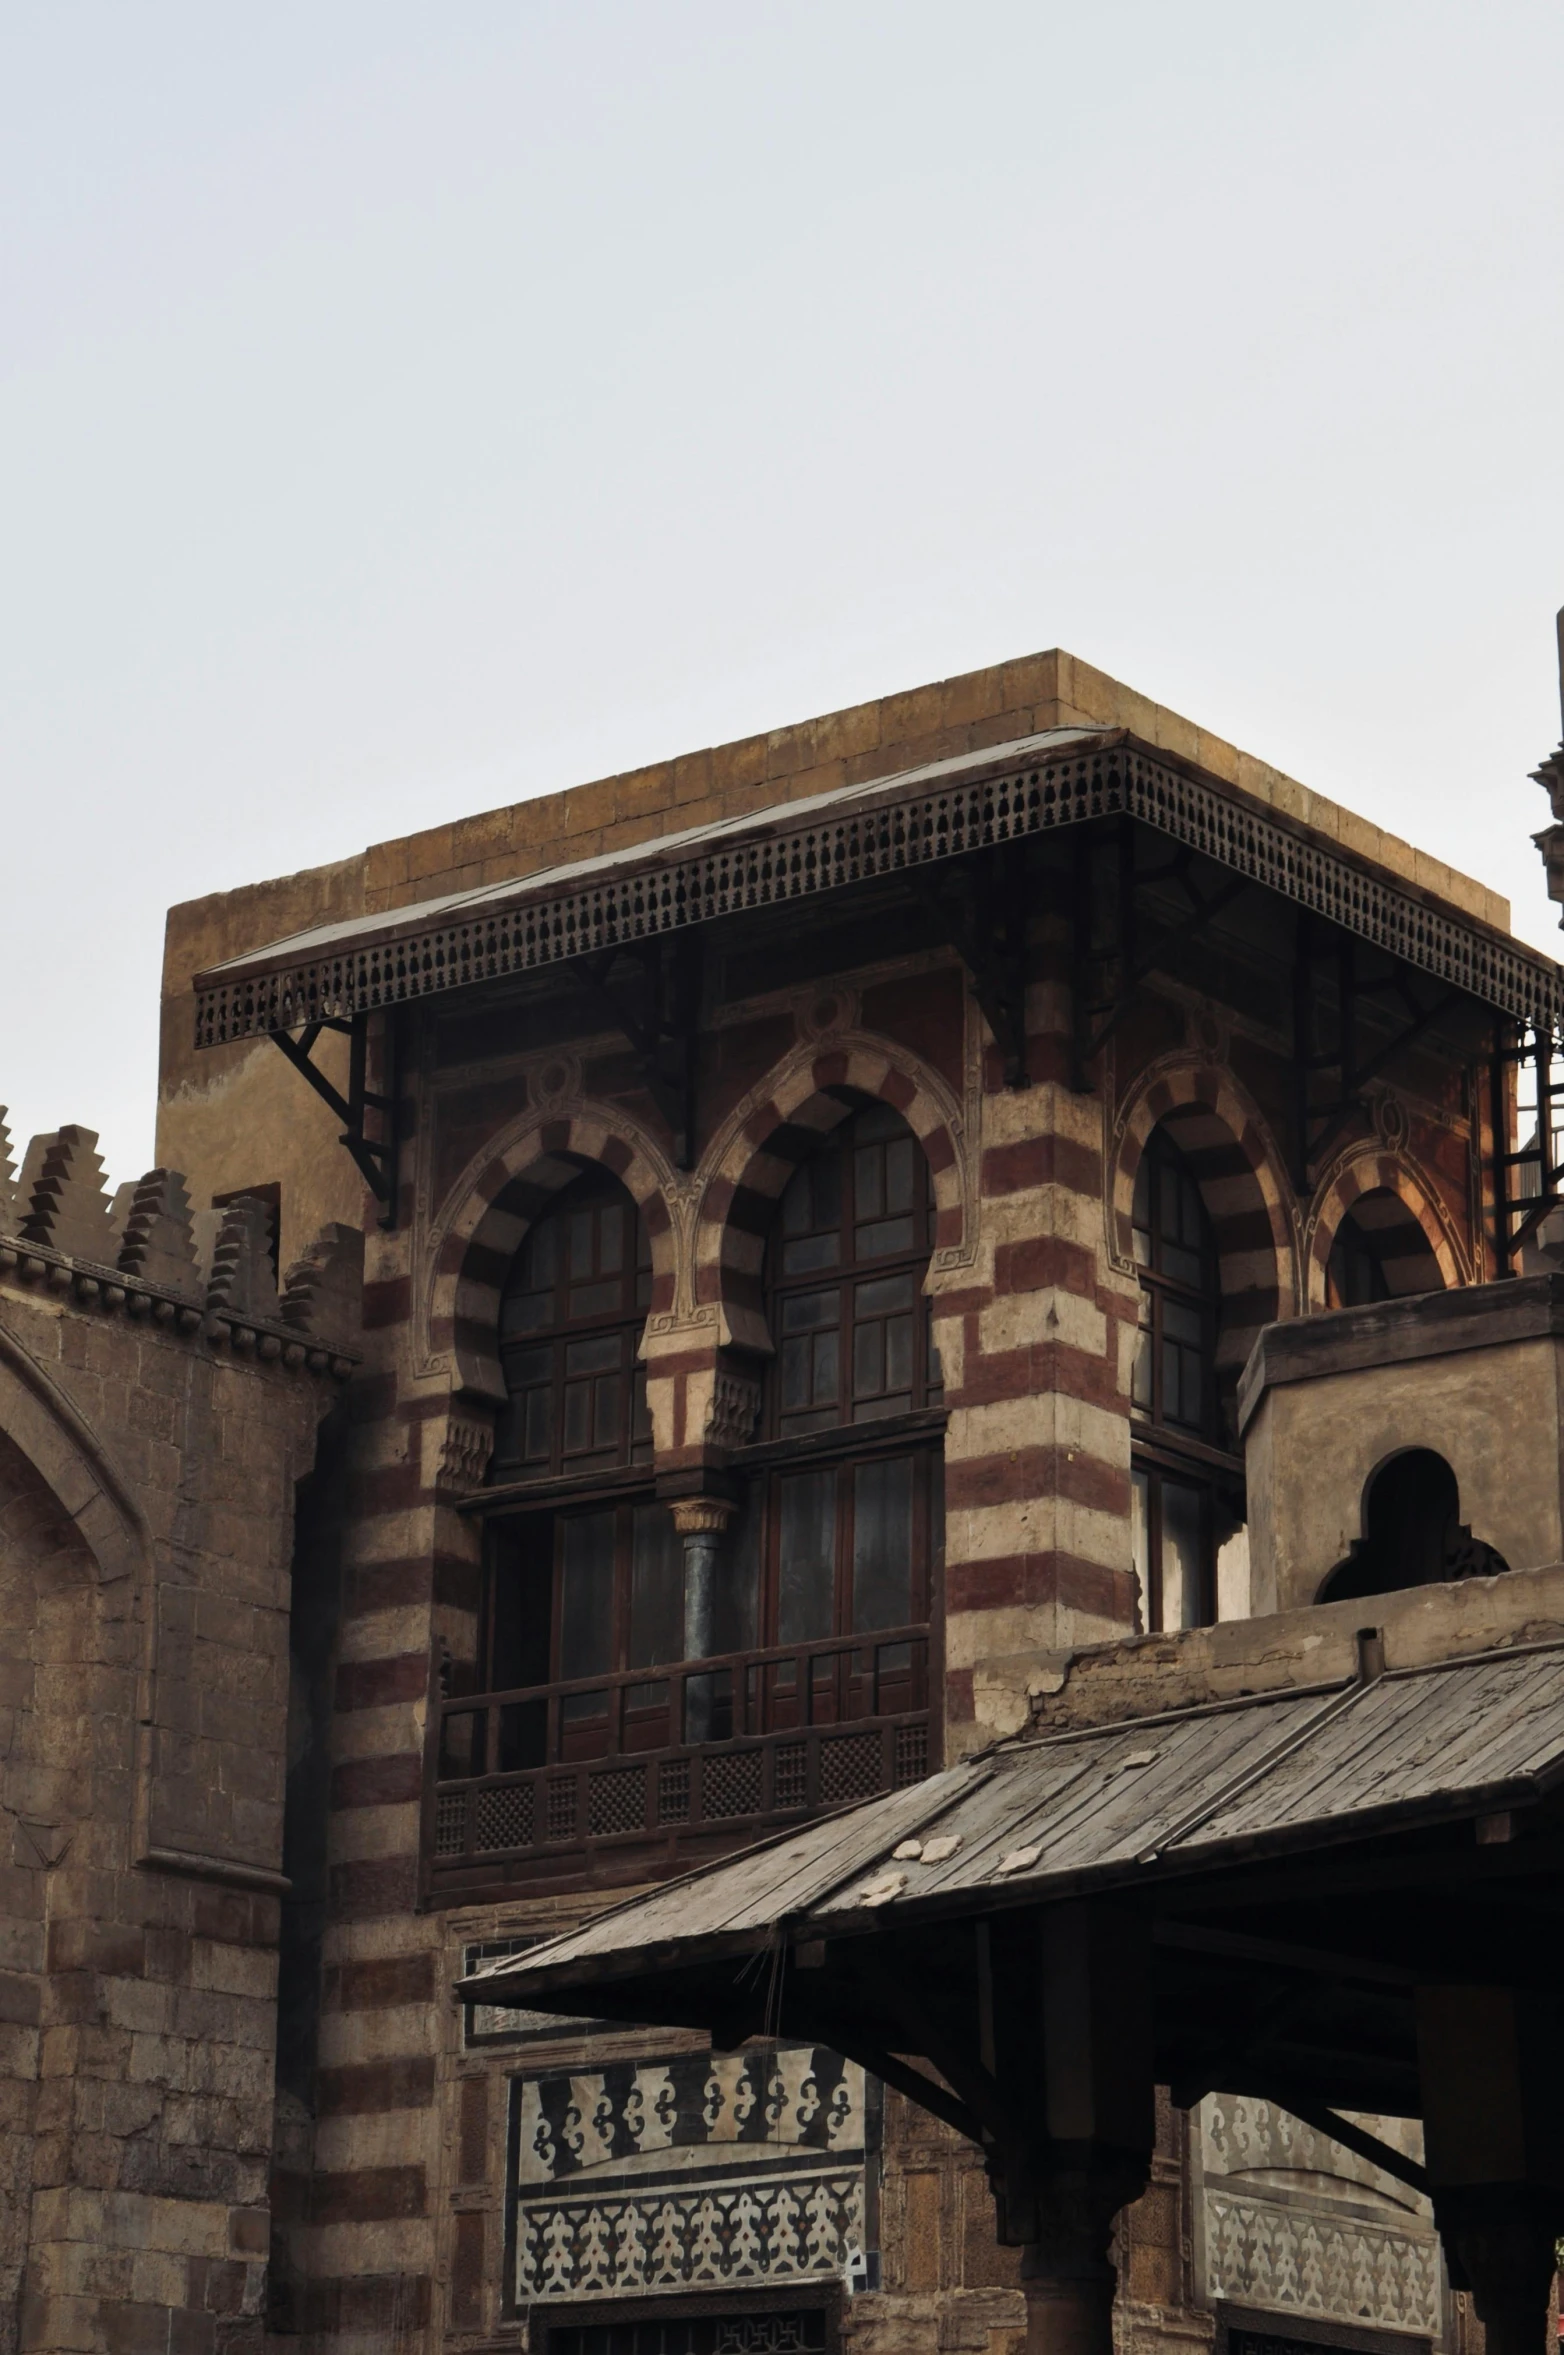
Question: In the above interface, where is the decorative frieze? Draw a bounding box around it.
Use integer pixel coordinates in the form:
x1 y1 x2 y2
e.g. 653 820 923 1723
510 2045 872 2304
1203 2192 1442 2336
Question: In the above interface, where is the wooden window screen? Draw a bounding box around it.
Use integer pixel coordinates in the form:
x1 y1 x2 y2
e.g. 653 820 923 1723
493 1171 653 1481
765 1102 942 1440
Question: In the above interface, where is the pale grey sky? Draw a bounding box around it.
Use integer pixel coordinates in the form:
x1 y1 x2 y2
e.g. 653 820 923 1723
4 1 1563 1184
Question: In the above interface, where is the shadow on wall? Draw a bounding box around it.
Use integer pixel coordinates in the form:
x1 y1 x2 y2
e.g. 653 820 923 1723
1318 1449 1509 1603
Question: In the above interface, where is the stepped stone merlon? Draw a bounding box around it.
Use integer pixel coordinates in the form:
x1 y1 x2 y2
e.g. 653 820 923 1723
15 1125 118 1263
115 1168 203 1300
279 1221 364 1349
204 1195 282 1324
0 1111 14 1233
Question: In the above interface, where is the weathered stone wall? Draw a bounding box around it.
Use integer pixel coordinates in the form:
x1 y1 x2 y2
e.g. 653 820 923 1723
0 1111 357 2354
1240 1280 1564 1612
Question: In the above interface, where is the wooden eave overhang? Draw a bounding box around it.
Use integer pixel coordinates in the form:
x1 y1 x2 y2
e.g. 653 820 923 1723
192 727 1564 1047
457 1639 1564 2014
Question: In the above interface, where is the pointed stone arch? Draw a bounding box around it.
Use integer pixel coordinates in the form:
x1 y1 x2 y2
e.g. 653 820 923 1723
1111 1058 1300 1393
0 1324 153 1589
1305 1146 1468 1305
425 1106 681 1403
692 1034 969 1355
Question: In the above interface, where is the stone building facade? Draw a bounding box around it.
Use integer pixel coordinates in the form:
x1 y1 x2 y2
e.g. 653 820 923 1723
0 1121 358 2351
6 645 1556 2353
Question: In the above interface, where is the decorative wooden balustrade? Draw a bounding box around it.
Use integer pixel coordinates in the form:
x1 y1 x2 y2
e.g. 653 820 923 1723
429 1627 932 1894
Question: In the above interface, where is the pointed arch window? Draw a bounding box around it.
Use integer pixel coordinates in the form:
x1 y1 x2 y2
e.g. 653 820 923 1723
492 1169 653 1482
1129 1123 1241 1632
712 1100 946 1674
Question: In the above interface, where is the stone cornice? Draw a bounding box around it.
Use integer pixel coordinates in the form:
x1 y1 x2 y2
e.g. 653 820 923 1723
0 1231 357 1378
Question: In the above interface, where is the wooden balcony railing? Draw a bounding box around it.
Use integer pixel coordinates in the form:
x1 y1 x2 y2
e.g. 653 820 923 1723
429 1627 932 1890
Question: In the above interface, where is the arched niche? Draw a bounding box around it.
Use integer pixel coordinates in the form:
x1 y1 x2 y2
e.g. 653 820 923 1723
1318 1447 1509 1603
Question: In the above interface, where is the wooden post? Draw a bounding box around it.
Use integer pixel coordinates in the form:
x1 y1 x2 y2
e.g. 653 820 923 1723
984 1903 1155 2355
1416 1986 1564 2355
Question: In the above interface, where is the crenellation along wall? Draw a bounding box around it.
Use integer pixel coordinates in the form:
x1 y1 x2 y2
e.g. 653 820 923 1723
0 1104 359 2355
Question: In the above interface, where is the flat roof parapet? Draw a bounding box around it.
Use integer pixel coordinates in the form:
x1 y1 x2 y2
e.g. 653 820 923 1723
1238 1272 1564 1431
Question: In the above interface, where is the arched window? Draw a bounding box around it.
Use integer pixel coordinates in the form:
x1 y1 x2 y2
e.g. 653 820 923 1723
492 1169 653 1481
1129 1123 1241 1632
1326 1190 1445 1307
479 1171 676 1774
1318 1449 1508 1602
723 1101 944 1727
432 1124 942 1889
768 1099 942 1439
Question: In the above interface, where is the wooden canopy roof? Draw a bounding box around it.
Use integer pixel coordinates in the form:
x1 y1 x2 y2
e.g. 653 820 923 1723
459 1642 1564 2137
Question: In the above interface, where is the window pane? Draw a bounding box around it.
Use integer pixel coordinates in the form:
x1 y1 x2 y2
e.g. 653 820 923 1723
558 1512 616 1679
1131 1467 1150 1629
781 1335 814 1412
592 1372 623 1449
1132 1153 1152 1262
853 1318 885 1400
884 1137 915 1214
852 1456 914 1631
565 1334 621 1375
521 1218 557 1288
811 1329 840 1406
1163 1242 1201 1290
856 1272 914 1317
782 1230 840 1275
505 1289 555 1334
568 1277 621 1319
496 1173 649 1485
856 1215 914 1260
778 1469 836 1644
714 1482 760 1655
569 1210 596 1279
1132 1321 1153 1411
1160 1479 1204 1631
523 1387 552 1460
1162 1300 1202 1348
781 1288 840 1332
487 1524 553 1692
628 1504 684 1670
562 1380 592 1455
854 1143 885 1219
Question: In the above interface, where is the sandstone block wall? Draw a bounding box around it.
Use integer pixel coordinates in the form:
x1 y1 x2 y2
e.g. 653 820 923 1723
0 1111 357 2355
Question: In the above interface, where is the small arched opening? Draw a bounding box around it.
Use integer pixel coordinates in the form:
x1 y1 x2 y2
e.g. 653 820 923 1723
1325 1188 1447 1307
1129 1120 1247 1631
1318 1449 1509 1603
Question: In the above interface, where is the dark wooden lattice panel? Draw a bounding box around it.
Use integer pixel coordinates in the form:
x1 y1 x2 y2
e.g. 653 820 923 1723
475 1783 535 1852
588 1765 649 1837
700 1748 765 1821
818 1731 884 1807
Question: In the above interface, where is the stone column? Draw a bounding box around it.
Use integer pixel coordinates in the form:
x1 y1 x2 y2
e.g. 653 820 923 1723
1416 1985 1564 2355
668 1495 735 1741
